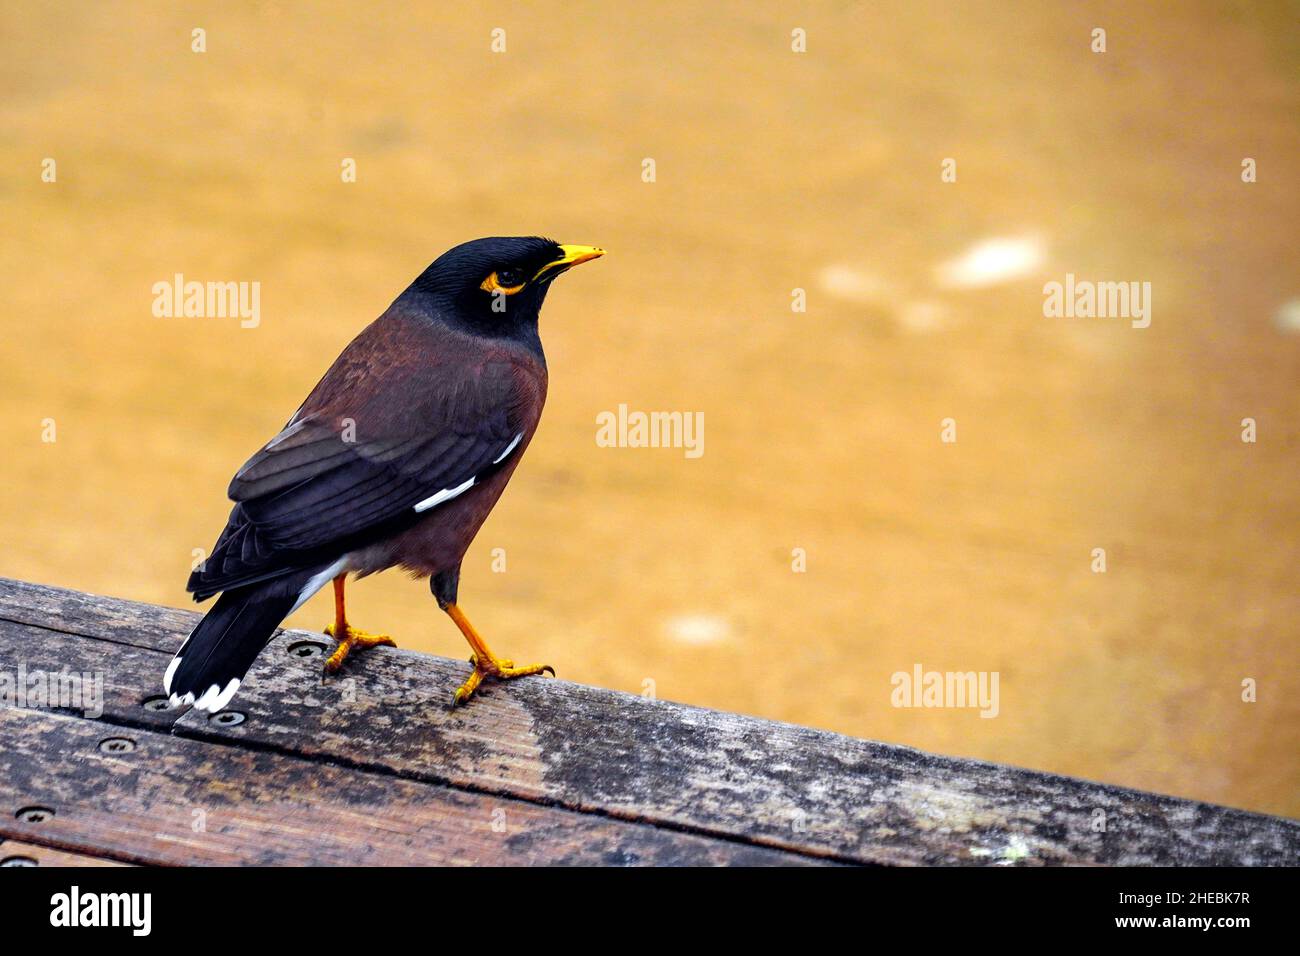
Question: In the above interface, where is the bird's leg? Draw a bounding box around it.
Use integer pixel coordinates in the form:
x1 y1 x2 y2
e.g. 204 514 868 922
322 575 395 673
444 603 553 706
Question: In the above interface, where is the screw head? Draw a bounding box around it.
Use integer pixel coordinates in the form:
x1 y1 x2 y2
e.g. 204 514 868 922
288 640 326 659
142 695 171 712
99 737 136 754
210 710 245 727
15 806 54 824
0 856 38 867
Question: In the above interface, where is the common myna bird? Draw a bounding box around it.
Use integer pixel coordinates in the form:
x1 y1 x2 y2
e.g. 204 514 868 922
165 236 604 712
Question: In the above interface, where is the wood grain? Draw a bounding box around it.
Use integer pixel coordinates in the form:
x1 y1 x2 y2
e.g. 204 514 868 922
0 708 814 866
0 839 131 867
0 620 181 733
2 577 1297 866
0 576 206 654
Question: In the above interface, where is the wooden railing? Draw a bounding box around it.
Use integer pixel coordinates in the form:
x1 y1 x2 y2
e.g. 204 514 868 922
0 577 1294 866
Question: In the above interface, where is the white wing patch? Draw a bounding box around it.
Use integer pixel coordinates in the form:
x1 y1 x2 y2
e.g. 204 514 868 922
493 432 524 464
413 476 476 513
412 432 524 514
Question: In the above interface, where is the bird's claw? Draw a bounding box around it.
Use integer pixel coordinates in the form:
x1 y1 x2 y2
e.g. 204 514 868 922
322 623 396 674
451 654 554 707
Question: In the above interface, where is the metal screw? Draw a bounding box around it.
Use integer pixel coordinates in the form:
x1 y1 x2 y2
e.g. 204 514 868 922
288 640 327 659
0 856 37 867
99 737 136 754
142 696 171 712
15 806 54 824
210 711 245 727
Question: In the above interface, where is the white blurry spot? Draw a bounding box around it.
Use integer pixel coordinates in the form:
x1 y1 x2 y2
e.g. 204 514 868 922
663 614 730 645
935 236 1045 289
896 299 950 333
995 835 1032 865
969 837 1031 865
817 265 893 305
1274 298 1300 333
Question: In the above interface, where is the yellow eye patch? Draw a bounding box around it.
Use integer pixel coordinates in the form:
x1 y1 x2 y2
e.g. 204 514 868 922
480 271 526 295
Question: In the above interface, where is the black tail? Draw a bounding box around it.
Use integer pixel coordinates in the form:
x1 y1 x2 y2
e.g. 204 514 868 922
165 570 320 712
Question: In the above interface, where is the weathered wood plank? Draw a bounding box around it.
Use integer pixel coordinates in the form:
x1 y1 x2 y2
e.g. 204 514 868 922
189 630 1299 865
0 577 202 654
0 708 816 866
0 620 181 733
2 578 1297 866
0 839 131 867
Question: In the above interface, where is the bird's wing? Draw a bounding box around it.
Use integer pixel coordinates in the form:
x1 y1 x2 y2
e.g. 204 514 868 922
189 347 528 598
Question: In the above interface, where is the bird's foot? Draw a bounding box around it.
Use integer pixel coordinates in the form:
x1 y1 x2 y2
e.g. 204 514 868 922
452 653 554 707
322 623 396 673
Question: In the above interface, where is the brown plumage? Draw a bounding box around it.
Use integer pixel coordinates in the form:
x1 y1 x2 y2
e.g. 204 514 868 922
164 236 602 712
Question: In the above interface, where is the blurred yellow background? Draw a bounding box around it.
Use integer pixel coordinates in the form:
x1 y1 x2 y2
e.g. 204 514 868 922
2 1 1297 817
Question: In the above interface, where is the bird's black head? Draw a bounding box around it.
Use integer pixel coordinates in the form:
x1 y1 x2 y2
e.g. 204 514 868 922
398 236 604 344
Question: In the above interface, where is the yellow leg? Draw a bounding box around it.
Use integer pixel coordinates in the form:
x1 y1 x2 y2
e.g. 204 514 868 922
445 603 553 706
322 575 396 673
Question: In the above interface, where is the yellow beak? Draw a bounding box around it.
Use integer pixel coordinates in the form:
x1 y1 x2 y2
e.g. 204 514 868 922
534 244 605 280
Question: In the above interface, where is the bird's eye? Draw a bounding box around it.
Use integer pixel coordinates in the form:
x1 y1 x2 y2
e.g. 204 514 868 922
480 269 526 295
